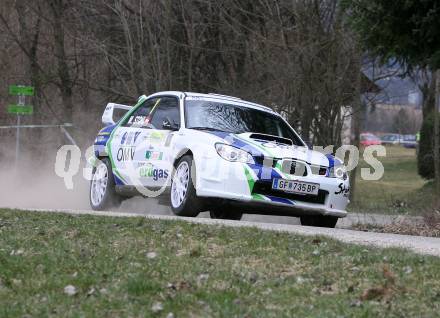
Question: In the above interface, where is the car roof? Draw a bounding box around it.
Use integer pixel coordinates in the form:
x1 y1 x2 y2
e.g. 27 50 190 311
147 91 276 114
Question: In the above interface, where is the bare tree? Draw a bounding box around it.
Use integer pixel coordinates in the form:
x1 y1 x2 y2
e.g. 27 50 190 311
1 0 365 152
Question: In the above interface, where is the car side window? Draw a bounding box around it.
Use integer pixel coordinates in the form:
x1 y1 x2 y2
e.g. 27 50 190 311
150 97 180 130
123 98 160 128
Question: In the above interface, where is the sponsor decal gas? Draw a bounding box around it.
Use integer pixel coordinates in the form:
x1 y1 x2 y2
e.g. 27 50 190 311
139 163 169 181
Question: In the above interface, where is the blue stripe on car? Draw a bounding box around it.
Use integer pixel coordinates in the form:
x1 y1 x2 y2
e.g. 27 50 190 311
248 163 282 181
100 124 116 134
326 153 343 168
202 130 285 182
114 174 125 185
94 124 116 155
266 195 294 205
326 154 335 168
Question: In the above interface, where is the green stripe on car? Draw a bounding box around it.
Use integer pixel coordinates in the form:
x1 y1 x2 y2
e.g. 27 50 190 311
243 165 256 193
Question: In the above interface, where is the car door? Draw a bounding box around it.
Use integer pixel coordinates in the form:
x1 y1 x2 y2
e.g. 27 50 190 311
139 96 181 188
109 97 161 186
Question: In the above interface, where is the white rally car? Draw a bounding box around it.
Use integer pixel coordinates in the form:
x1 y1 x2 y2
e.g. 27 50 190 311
91 91 349 227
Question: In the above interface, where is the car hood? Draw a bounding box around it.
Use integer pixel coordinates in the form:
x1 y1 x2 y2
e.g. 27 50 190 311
198 130 338 168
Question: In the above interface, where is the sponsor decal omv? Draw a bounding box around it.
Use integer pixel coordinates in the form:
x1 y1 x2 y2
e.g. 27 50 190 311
117 131 141 162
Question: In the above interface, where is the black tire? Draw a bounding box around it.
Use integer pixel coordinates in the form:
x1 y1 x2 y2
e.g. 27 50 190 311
209 208 243 220
89 158 122 210
300 215 338 228
170 155 203 217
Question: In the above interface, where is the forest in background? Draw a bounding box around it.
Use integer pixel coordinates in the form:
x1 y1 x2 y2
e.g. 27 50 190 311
0 0 438 182
0 0 363 152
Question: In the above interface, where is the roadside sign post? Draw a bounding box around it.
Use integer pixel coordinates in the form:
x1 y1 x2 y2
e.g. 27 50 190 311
8 85 35 166
16 107 20 166
5 85 76 166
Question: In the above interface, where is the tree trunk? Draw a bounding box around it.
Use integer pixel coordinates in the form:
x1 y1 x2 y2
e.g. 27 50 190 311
434 69 440 193
14 0 43 157
50 0 73 123
349 52 362 201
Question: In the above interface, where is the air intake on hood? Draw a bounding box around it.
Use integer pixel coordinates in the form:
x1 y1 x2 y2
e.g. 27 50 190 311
249 133 293 146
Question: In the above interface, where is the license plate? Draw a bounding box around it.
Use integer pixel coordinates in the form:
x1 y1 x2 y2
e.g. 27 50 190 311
272 178 319 196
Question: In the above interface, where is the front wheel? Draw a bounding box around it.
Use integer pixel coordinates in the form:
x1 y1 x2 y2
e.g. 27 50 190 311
90 158 122 210
300 215 338 228
170 155 203 217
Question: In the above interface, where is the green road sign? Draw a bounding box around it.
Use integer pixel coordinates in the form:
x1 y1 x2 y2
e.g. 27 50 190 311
7 104 33 115
9 85 35 96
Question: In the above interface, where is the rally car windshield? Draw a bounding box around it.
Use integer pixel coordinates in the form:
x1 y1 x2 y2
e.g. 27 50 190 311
185 99 304 146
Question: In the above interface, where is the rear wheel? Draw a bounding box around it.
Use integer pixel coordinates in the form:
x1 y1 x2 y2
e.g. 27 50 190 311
210 208 243 220
170 155 203 217
90 158 122 210
300 215 338 228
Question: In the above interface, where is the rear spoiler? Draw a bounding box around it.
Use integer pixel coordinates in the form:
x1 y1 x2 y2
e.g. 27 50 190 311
102 103 133 126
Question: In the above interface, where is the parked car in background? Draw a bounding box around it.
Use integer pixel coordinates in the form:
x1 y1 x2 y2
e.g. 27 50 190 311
402 134 417 148
360 133 382 147
381 133 403 145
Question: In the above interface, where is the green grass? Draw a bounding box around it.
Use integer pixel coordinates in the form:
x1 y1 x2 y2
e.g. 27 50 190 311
349 146 437 215
1 209 440 317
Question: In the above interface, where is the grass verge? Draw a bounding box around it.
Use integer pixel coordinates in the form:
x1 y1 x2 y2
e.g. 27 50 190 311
1 209 440 317
349 146 437 215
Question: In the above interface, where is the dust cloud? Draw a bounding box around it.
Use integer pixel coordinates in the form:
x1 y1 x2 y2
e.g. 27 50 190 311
0 136 298 224
0 156 90 210
0 144 174 214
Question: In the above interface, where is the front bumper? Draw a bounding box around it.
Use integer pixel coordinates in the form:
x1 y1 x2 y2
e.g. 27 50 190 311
195 157 349 218
228 197 347 218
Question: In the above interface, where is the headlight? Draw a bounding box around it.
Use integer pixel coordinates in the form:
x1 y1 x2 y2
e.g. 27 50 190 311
215 143 255 164
329 165 348 180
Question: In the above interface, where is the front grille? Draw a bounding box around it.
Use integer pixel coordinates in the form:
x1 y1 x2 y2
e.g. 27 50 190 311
281 160 308 176
254 156 279 167
252 181 327 204
310 165 328 176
